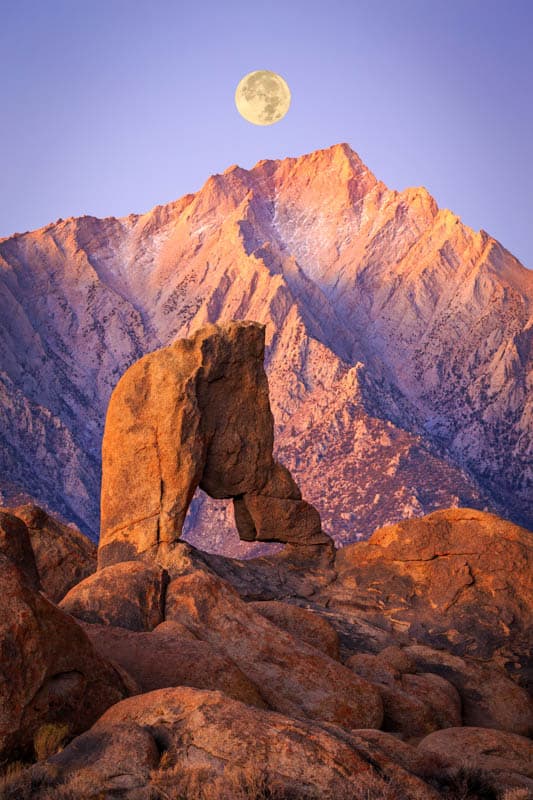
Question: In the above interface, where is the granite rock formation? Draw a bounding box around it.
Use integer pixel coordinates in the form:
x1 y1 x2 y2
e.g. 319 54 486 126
164 567 383 729
328 508 533 690
248 599 340 659
1 503 532 797
346 649 462 738
417 727 533 792
59 688 438 800
98 320 328 568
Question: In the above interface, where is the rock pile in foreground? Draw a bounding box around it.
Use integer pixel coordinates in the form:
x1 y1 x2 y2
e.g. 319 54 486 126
1 508 531 799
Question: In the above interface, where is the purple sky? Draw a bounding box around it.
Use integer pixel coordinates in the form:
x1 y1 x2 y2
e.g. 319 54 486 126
1 0 532 267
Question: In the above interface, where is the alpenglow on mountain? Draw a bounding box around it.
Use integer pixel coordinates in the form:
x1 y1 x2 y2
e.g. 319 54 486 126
0 143 531 554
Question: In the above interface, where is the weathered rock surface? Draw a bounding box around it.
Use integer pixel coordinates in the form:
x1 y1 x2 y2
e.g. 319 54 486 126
98 321 329 568
346 649 462 738
249 600 340 659
164 568 383 729
93 687 437 799
0 556 129 764
59 561 168 631
0 511 41 591
152 619 199 639
196 539 338 600
6 504 96 602
404 644 533 737
328 508 533 686
81 622 267 708
48 723 160 795
418 727 533 792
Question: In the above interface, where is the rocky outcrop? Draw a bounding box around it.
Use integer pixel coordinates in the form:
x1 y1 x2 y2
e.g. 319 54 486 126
33 724 160 797
0 556 129 765
5 505 96 602
0 499 532 796
98 321 329 568
248 600 340 659
164 568 383 729
328 508 533 688
403 645 533 736
92 687 437 800
3 689 439 800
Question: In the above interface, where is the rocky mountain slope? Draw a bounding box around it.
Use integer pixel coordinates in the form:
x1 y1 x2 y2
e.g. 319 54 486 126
0 143 531 552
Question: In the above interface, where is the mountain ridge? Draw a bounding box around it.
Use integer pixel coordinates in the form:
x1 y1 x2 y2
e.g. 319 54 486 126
0 143 531 553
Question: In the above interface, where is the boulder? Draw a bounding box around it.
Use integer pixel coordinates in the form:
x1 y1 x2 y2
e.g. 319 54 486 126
330 508 533 685
164 567 383 729
350 729 449 778
372 645 419 674
59 561 168 631
7 504 96 602
234 481 324 545
0 556 129 764
418 727 533 791
93 687 437 799
81 622 267 708
248 600 340 659
346 650 461 738
0 511 41 591
404 644 533 736
1 724 160 799
98 321 330 568
152 619 199 639
47 723 160 795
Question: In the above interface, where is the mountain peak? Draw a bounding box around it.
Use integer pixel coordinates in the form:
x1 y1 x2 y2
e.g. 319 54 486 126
250 142 373 183
0 141 531 546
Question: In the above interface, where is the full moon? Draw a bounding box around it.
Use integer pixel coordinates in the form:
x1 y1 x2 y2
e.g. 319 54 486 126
235 70 291 126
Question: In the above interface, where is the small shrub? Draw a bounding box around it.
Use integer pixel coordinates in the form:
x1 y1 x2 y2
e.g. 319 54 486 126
149 762 430 800
150 763 320 800
500 790 533 800
33 723 70 761
425 763 500 799
0 762 57 800
0 761 31 800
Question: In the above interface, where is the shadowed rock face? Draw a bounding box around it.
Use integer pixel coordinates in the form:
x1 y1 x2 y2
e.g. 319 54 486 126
98 321 329 568
0 555 129 765
0 511 41 592
4 505 96 603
